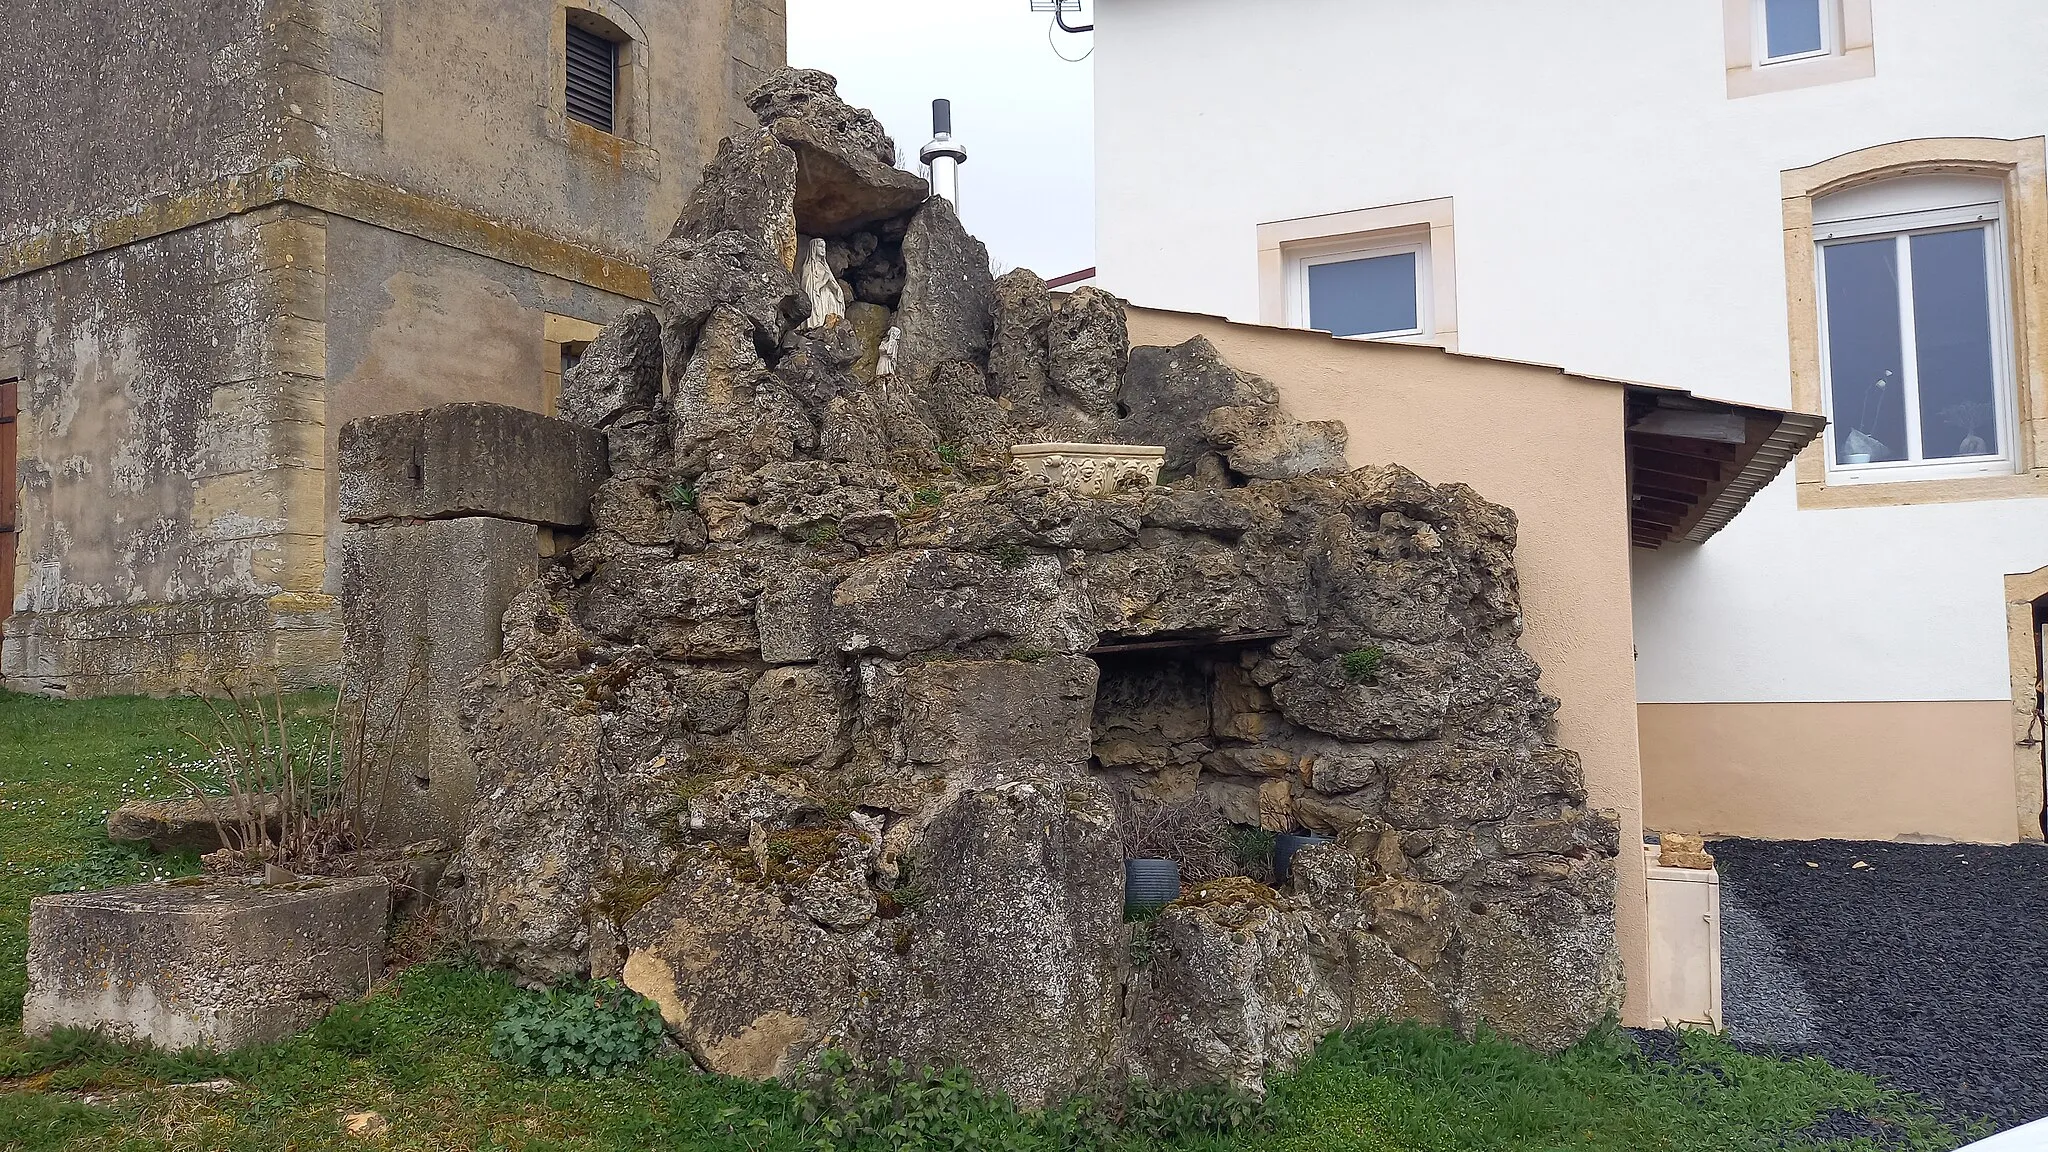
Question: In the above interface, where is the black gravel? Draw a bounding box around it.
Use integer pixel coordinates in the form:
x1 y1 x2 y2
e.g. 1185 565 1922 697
1709 837 2048 1132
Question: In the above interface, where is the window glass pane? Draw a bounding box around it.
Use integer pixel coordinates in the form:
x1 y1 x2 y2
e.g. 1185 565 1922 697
1911 227 2000 459
1822 238 1908 464
1308 252 1418 337
1764 0 1825 59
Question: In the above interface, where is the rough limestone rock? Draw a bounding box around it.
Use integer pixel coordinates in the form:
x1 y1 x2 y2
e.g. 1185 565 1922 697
672 131 801 273
559 306 662 430
772 116 931 238
990 269 1058 430
746 67 898 165
863 774 1127 1105
1120 337 1350 482
1202 404 1350 480
456 596 608 985
1128 887 1347 1093
650 230 809 354
1049 287 1130 425
895 198 996 391
439 69 1622 1107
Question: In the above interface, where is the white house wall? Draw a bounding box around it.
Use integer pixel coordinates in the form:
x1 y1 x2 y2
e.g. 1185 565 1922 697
1095 0 2048 844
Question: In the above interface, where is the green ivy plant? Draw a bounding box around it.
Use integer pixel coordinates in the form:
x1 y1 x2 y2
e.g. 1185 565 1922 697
1123 1077 1278 1142
793 1048 1274 1151
489 979 666 1078
796 1049 1112 1151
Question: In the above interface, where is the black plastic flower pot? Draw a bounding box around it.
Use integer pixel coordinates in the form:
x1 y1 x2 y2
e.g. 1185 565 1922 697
1272 832 1334 885
1123 858 1181 911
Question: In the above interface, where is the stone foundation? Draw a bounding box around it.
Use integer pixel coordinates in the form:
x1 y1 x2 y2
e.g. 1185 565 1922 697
2 592 341 697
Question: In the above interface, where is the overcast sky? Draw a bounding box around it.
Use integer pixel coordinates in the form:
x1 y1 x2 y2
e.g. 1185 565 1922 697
786 0 1096 280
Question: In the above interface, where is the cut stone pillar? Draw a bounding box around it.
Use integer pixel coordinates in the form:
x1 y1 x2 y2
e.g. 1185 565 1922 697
337 402 609 846
23 878 388 1051
341 517 540 846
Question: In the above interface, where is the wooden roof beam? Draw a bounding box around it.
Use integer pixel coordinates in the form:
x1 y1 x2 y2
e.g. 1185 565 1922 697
1632 494 1695 518
1634 468 1719 496
1632 449 1725 481
1630 432 1744 462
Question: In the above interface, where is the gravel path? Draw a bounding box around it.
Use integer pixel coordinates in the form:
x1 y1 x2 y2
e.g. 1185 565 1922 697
1710 837 2048 1131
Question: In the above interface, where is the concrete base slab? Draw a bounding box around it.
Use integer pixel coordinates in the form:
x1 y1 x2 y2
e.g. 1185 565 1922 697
23 877 388 1051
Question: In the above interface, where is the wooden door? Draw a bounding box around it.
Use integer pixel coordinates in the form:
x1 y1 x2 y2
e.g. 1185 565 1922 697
1 379 16 663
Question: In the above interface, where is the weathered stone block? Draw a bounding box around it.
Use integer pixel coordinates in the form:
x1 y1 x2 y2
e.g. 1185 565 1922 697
338 403 607 527
901 657 1099 773
757 565 831 664
746 665 844 765
341 517 539 845
23 878 388 1051
106 793 284 854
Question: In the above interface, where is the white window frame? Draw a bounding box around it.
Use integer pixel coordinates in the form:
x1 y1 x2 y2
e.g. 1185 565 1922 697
1753 0 1837 66
1813 195 2019 485
1284 234 1433 343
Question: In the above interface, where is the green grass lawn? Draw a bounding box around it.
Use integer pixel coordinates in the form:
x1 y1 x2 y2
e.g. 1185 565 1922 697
0 690 1977 1152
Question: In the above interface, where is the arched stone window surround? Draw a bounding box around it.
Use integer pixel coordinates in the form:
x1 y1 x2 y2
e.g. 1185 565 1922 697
1782 137 2048 508
548 0 656 165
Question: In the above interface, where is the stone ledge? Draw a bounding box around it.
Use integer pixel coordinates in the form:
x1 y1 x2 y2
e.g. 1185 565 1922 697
24 877 388 1051
339 402 608 527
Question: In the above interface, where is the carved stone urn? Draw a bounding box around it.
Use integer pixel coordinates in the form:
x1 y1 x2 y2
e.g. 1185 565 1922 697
1009 443 1167 497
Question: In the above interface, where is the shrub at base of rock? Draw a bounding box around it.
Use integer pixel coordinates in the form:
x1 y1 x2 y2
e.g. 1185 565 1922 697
406 65 1624 1106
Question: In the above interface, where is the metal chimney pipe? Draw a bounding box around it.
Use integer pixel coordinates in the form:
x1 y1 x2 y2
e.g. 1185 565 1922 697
920 99 968 208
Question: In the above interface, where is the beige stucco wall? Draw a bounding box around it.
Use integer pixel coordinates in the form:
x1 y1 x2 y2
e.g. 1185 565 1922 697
323 0 784 258
1126 306 1650 1027
1641 700 2020 844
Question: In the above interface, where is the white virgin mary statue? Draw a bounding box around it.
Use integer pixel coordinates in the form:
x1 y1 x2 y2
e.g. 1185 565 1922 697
800 237 846 329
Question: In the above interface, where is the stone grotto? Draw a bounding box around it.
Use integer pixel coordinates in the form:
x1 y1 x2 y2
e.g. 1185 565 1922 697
396 68 1621 1104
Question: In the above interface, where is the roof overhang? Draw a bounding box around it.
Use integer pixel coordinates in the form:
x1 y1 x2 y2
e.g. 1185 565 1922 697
1623 385 1827 549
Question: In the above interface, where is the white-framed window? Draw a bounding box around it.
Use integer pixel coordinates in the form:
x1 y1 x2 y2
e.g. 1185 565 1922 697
1286 234 1432 341
1754 0 1837 65
1814 174 2017 484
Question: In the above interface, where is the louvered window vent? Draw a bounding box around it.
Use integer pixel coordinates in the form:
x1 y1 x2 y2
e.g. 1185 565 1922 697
566 23 618 134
